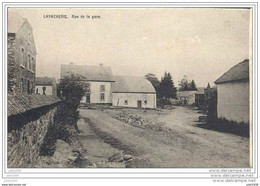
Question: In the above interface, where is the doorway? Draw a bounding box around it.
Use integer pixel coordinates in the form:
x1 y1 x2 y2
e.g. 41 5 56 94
137 100 142 109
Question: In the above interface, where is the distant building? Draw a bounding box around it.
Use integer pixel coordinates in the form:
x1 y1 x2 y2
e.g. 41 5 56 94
35 77 57 96
112 76 156 109
8 12 37 94
60 64 157 108
176 91 197 105
215 59 249 123
60 63 114 105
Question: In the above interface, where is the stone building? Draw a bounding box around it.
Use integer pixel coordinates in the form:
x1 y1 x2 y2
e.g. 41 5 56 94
8 12 37 94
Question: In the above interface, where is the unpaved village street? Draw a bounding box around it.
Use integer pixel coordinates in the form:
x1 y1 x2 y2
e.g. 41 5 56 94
78 106 249 168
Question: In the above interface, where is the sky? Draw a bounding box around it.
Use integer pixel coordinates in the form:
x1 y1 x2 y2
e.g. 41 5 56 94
9 8 250 87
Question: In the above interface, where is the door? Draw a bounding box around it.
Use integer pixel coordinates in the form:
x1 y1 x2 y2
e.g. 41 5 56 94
137 100 142 109
86 93 90 104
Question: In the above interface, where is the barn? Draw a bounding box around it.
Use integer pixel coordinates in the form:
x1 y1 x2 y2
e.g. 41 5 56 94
112 76 157 109
214 59 249 123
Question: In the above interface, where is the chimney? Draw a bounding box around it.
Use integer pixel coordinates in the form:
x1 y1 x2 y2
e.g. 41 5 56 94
99 63 103 66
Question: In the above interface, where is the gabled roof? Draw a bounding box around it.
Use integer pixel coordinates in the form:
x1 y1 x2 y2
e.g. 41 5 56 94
60 64 114 82
8 94 61 117
112 76 156 93
177 91 197 98
215 59 249 84
36 77 55 86
8 12 30 34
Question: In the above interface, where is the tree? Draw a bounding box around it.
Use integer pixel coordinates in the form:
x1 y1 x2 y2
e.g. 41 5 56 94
159 72 177 99
59 73 88 109
190 80 197 91
207 82 211 89
178 75 189 91
145 73 160 97
179 75 197 91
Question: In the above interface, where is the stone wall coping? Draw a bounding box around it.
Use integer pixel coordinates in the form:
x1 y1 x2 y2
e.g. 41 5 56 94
8 93 61 117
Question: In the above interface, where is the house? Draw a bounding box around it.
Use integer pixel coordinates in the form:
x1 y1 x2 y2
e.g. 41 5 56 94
214 59 249 123
60 63 114 105
176 91 197 105
8 12 37 94
112 76 156 109
35 77 57 96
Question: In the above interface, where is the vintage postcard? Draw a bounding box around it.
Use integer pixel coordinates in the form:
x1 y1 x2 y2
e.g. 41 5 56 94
2 2 258 185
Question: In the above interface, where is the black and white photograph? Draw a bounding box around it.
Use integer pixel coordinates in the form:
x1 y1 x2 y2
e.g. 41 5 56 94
1 2 259 186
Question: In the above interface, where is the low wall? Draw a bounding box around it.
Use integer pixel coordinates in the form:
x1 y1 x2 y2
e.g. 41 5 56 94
7 94 61 168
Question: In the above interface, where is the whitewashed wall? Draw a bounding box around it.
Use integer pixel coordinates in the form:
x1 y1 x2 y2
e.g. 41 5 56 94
112 93 156 109
217 81 249 123
81 81 112 104
35 85 53 95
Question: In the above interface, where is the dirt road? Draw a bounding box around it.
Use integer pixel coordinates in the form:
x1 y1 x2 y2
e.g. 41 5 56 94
79 106 249 168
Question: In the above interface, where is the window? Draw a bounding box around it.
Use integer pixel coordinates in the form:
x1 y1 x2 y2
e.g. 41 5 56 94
27 80 30 93
100 93 105 101
21 78 24 93
42 87 46 95
28 54 31 70
124 100 128 105
31 57 34 72
144 100 148 105
21 48 26 66
100 85 105 92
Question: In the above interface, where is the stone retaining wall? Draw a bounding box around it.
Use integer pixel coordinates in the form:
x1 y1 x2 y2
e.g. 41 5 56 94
8 104 59 168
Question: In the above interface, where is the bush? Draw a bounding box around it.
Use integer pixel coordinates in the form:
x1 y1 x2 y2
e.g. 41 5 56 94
59 73 88 109
39 103 80 156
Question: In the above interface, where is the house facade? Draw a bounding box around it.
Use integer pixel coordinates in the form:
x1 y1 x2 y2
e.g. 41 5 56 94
60 63 114 105
112 76 156 109
8 12 37 94
215 59 249 123
35 77 57 96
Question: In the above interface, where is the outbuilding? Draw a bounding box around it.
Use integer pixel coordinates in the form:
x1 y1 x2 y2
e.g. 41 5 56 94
112 76 156 109
214 59 249 123
35 77 57 96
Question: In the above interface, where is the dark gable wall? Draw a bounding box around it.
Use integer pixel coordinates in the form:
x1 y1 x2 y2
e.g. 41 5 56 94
8 21 36 94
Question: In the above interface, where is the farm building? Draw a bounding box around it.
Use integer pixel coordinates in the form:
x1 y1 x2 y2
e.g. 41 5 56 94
60 63 114 105
215 59 249 123
60 64 156 108
35 77 57 96
112 76 157 109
